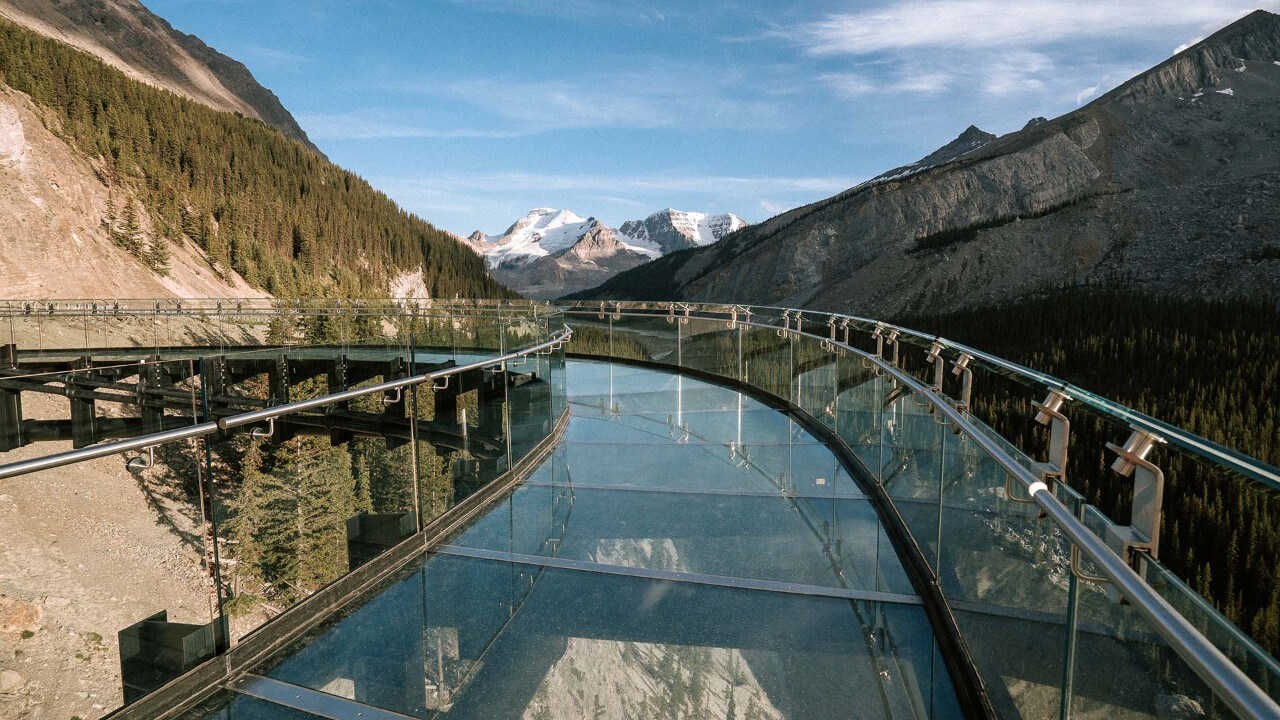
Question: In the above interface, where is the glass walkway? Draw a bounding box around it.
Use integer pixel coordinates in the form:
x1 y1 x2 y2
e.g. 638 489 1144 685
0 300 1276 720
175 360 956 719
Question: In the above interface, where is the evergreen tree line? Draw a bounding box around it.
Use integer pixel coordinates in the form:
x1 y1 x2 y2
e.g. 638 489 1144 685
900 290 1280 657
0 18 511 299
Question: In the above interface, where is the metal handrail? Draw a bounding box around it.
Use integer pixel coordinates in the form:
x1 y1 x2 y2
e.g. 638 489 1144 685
0 325 572 481
559 301 1280 491
560 302 1280 720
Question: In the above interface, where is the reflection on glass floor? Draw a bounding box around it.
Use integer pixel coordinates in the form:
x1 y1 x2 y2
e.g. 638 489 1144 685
189 361 959 720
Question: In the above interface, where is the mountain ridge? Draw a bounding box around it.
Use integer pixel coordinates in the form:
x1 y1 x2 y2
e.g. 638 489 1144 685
570 10 1280 314
0 14 508 300
0 0 318 152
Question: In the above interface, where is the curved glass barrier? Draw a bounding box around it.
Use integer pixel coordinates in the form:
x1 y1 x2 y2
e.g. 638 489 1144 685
0 297 1274 720
562 301 1280 720
0 301 566 718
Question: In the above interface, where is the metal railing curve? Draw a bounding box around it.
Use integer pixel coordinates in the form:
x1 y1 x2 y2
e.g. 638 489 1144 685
0 324 572 481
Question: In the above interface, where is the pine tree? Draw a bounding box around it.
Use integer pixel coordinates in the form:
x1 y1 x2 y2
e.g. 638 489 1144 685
118 200 144 256
147 229 172 275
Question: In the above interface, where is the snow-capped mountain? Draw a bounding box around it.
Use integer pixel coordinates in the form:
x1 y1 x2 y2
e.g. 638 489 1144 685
469 208 600 270
618 209 749 258
466 207 746 299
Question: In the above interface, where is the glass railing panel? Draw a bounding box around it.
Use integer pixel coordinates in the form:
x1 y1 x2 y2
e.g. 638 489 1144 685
741 323 792 402
605 312 679 363
252 549 947 720
834 353 887 479
1143 561 1280 706
679 316 742 381
791 333 839 426
80 306 161 355
569 372 763 416
1065 501 1280 717
565 407 822 448
452 310 503 359
550 338 568 421
507 347 554 462
0 357 222 715
6 308 54 360
560 313 613 358
1067 542 1246 719
205 333 425 641
409 309 459 366
880 386 946 569
935 426 1071 719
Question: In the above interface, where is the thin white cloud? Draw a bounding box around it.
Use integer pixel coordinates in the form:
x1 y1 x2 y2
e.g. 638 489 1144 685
1175 36 1206 54
297 113 523 140
981 51 1053 95
894 72 953 94
384 171 859 195
795 1 1260 56
818 73 877 99
820 69 954 98
1075 84 1101 105
758 199 787 215
237 44 312 69
394 69 787 133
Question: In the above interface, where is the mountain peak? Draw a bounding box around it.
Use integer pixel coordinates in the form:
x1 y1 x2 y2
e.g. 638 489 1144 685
1103 8 1280 105
468 206 747 298
871 124 996 182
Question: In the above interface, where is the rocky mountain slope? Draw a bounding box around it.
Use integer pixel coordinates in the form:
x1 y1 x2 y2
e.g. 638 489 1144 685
0 84 264 298
470 208 746 299
0 0 316 152
572 10 1280 316
0 15 506 300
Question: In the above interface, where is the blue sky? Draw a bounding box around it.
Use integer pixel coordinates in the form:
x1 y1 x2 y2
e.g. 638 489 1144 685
146 0 1276 236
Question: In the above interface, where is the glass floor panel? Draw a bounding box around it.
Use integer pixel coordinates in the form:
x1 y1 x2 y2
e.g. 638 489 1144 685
448 484 911 595
564 406 824 447
190 360 955 720
254 553 946 720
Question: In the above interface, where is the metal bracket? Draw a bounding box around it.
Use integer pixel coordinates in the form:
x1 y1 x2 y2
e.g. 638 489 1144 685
776 311 793 337
925 341 945 393
821 317 839 352
126 446 156 472
250 418 275 441
431 375 451 391
382 387 402 406
1030 388 1071 494
1071 544 1111 584
1105 427 1166 569
951 353 974 411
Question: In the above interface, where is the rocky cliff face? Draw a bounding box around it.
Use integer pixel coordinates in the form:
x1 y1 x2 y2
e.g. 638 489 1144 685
573 11 1280 316
0 0 317 152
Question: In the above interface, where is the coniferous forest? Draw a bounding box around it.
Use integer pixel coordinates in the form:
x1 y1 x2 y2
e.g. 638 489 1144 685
0 18 510 299
901 290 1280 657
